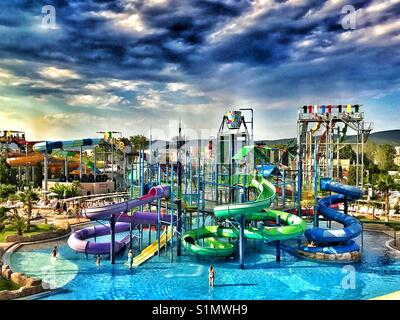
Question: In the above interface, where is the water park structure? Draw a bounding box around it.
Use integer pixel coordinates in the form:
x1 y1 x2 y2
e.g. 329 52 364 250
1 108 372 268
2 106 400 302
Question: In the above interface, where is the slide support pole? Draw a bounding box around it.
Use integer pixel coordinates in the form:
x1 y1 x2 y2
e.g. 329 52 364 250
157 164 161 256
44 149 49 197
64 157 68 180
177 199 182 256
282 169 286 209
344 196 348 215
239 214 245 269
170 162 175 262
297 159 302 217
276 215 281 262
110 214 116 264
148 224 151 246
313 135 318 227
80 145 83 180
94 147 97 181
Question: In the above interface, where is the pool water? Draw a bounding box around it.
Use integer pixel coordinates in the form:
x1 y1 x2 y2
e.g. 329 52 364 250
9 227 400 300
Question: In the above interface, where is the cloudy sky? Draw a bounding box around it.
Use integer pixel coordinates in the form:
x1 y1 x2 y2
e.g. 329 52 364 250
0 0 399 141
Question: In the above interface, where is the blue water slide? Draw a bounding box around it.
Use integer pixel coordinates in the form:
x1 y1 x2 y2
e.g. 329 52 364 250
304 179 363 249
33 138 102 154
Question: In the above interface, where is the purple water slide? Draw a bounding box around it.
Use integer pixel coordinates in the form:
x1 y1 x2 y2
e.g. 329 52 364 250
83 185 170 220
67 185 172 255
67 222 132 255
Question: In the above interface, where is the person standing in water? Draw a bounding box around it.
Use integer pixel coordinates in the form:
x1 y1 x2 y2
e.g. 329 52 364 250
209 265 216 287
51 246 58 259
128 249 134 269
96 255 101 266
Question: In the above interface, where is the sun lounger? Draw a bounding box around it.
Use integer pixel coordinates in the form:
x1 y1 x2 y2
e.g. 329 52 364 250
359 207 368 214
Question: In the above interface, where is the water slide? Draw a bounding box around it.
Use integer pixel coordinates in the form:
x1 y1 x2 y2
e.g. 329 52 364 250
132 226 174 267
6 153 44 166
182 177 306 257
31 139 102 174
33 138 102 154
299 179 363 255
6 153 80 169
81 155 101 175
67 185 173 257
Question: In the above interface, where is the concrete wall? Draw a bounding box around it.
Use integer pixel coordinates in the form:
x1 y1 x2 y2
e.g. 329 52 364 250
45 181 115 196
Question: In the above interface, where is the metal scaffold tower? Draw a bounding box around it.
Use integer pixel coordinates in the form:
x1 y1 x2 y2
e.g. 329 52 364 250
296 104 373 216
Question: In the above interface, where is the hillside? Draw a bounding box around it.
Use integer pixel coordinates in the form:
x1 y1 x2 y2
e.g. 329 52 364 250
345 130 400 145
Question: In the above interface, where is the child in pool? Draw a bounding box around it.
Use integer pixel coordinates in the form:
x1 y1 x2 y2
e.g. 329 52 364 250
209 265 216 287
128 249 134 269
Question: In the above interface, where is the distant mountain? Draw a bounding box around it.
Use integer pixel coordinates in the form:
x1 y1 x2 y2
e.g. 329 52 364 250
256 130 400 146
345 130 400 145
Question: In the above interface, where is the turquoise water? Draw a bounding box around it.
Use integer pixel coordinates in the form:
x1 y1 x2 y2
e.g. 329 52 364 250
9 227 400 300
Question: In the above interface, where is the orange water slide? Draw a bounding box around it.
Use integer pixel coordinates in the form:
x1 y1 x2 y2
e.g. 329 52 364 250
6 154 80 169
6 154 44 166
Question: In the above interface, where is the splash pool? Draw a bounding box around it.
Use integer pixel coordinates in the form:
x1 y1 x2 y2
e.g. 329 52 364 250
8 227 400 300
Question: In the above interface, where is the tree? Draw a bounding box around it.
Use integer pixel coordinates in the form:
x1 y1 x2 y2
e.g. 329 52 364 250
33 162 43 188
0 156 17 185
50 181 82 198
129 135 149 154
6 210 27 236
376 174 397 222
339 145 356 161
0 206 10 231
347 166 356 185
375 144 396 171
18 187 39 232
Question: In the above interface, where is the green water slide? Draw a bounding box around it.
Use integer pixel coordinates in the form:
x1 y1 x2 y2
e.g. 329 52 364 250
81 155 101 175
182 177 306 257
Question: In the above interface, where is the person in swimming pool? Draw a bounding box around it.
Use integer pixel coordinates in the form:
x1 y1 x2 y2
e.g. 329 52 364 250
128 249 134 269
51 246 58 259
96 255 101 266
209 265 216 287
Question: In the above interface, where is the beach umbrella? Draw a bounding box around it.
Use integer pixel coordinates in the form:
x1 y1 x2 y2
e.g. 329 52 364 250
48 192 59 198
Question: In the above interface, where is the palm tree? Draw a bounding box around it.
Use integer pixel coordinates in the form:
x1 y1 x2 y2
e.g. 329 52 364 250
0 206 10 231
6 210 27 236
18 187 39 232
376 174 397 222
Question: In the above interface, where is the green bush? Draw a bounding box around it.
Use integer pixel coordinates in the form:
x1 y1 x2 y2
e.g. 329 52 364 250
50 181 82 198
0 184 16 199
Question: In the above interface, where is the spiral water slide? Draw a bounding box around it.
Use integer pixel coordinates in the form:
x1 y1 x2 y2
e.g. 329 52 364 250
67 185 172 257
299 179 363 255
182 178 306 257
6 152 81 170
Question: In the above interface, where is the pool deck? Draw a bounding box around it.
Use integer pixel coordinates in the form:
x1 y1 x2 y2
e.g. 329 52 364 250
371 291 400 300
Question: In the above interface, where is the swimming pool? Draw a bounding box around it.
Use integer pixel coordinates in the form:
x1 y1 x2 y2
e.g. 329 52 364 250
9 226 400 300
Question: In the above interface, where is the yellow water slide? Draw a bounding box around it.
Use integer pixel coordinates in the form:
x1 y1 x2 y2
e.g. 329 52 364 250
132 226 174 267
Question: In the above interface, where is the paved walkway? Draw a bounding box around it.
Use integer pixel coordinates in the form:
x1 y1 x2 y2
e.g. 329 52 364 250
371 291 400 300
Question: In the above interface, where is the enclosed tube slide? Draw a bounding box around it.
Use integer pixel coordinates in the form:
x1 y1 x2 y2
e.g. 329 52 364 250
182 178 306 257
33 138 102 154
300 179 363 255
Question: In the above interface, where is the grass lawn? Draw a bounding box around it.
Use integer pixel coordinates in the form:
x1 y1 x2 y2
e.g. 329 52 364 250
0 224 56 242
0 277 20 291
